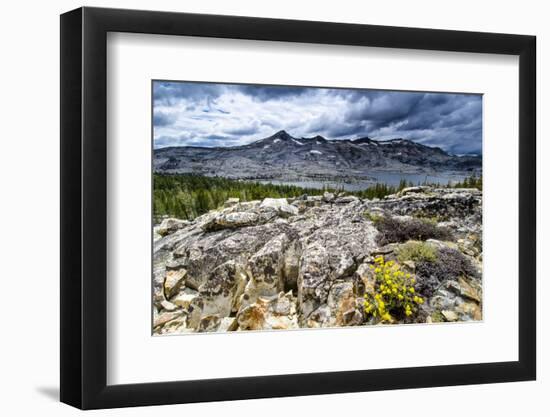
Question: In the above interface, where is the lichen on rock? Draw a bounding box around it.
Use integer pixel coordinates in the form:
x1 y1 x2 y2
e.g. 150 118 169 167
153 187 482 335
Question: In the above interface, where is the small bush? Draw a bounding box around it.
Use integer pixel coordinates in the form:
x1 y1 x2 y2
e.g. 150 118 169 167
364 211 383 223
363 256 424 323
396 241 437 263
374 216 453 246
415 247 480 297
430 311 446 323
412 213 449 223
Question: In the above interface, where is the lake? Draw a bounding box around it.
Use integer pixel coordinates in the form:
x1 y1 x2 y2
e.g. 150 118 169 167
257 171 474 191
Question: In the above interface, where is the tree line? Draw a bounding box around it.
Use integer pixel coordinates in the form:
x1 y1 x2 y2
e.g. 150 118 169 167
451 173 482 190
153 173 482 221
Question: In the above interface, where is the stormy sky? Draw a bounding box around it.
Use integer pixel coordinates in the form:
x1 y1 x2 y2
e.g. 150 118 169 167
153 81 482 155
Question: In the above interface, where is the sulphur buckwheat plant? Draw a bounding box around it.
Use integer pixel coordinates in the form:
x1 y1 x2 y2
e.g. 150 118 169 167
363 255 424 323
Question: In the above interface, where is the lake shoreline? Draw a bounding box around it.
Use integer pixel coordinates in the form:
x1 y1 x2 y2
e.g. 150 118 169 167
246 170 480 190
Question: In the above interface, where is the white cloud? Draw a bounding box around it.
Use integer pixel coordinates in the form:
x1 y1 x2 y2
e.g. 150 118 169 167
153 82 482 154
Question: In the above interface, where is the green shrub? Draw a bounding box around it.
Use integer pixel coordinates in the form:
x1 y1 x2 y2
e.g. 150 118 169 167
430 311 446 323
411 213 449 223
396 241 437 263
415 247 480 297
364 211 383 223
373 216 453 246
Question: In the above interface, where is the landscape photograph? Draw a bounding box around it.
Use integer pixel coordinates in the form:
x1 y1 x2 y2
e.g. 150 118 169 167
152 81 483 335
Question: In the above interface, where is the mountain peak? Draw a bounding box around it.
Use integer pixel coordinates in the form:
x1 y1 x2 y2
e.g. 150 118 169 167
352 137 373 144
311 135 327 142
271 130 293 140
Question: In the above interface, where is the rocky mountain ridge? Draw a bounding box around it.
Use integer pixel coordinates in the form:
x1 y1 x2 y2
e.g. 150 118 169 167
153 130 482 181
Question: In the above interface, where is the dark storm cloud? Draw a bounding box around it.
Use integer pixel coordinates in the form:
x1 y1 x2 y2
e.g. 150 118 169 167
344 91 425 128
237 85 312 101
154 82 309 104
153 81 482 155
153 81 223 105
306 121 366 139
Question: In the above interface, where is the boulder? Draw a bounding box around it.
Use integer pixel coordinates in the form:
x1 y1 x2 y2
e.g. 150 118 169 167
164 269 186 299
355 262 376 295
398 186 430 196
297 242 332 321
200 260 247 316
327 281 363 326
157 317 187 334
171 288 199 309
243 234 287 304
153 310 185 329
186 260 247 330
160 300 178 312
305 281 363 328
260 198 299 218
198 314 221 332
430 276 482 321
156 218 190 236
202 211 260 232
153 264 167 308
334 195 359 204
371 187 481 223
306 305 331 327
236 303 267 330
441 310 459 322
173 221 295 290
218 316 238 332
237 292 298 331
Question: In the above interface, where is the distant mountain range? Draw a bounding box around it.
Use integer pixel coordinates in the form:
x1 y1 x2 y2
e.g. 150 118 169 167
153 130 481 182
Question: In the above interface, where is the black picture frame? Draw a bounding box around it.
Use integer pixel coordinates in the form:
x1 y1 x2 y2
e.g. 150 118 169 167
60 6 536 410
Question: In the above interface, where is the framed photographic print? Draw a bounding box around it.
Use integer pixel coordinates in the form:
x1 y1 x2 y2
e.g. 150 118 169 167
60 6 536 409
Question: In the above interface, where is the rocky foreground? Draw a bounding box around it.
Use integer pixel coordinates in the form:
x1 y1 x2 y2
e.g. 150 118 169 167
153 186 482 334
